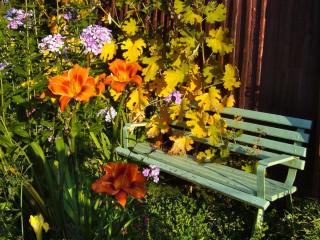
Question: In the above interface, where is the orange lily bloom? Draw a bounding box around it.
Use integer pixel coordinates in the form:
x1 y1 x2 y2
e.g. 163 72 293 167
48 64 105 112
91 162 146 207
103 59 142 92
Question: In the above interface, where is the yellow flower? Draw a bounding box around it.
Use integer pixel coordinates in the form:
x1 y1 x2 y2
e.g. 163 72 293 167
29 214 49 240
21 79 35 88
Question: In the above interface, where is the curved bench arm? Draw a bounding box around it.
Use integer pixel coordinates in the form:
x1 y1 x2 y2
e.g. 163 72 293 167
122 122 147 148
256 155 304 199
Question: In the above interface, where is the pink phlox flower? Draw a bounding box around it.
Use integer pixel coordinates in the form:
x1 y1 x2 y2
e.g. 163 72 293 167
164 90 182 104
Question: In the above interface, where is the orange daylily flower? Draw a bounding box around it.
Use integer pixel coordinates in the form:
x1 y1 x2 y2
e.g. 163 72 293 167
102 59 142 92
48 64 105 112
91 162 146 207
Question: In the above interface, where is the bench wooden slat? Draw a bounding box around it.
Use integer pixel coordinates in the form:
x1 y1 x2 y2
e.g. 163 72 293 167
224 118 310 143
172 127 307 158
116 146 270 210
129 143 296 202
222 108 312 130
234 134 307 157
227 143 305 170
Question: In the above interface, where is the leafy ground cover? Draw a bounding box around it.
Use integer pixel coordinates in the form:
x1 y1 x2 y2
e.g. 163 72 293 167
0 0 318 239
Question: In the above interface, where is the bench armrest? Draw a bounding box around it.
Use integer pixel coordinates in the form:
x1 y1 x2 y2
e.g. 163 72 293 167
122 122 147 148
256 155 304 199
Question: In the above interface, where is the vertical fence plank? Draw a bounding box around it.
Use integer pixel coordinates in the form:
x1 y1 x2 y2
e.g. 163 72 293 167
254 0 267 110
239 0 258 109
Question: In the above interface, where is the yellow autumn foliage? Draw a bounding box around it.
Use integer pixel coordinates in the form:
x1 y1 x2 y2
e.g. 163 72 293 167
122 18 138 36
121 38 146 62
168 134 194 155
100 41 117 61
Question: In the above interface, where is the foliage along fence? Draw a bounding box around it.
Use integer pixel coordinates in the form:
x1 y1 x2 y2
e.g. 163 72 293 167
107 0 320 198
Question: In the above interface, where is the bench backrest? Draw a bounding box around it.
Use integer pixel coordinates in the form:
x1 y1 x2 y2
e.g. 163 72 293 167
221 107 312 159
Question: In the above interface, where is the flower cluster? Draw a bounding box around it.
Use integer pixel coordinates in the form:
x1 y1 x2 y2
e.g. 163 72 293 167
38 34 65 53
5 8 32 29
164 90 182 104
142 165 160 183
97 106 117 123
80 25 112 55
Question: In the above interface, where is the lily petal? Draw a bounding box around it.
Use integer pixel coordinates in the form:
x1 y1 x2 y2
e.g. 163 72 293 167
115 191 127 207
59 96 71 112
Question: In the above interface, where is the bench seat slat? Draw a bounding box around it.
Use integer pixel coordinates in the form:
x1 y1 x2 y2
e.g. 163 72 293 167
222 108 312 130
127 143 296 202
223 118 310 143
115 146 270 210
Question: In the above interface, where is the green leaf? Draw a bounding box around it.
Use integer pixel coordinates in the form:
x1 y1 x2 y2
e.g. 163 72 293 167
30 142 45 161
205 2 226 24
182 7 202 24
174 0 185 14
206 27 233 55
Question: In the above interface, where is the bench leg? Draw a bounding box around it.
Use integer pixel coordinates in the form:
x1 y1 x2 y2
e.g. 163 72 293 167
252 208 264 237
286 194 293 212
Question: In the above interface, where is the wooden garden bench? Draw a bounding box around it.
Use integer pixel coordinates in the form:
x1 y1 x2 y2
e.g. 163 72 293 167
115 107 312 231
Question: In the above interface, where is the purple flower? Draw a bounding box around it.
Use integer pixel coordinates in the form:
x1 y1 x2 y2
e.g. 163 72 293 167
142 165 160 183
142 168 150 177
164 90 182 104
97 106 117 123
0 62 8 71
5 8 32 29
80 25 112 55
38 34 65 53
63 12 73 21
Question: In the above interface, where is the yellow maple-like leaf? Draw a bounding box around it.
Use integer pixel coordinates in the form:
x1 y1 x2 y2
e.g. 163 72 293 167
121 38 146 62
122 18 138 36
208 124 221 146
174 0 184 14
203 66 214 84
126 87 148 122
169 98 190 122
100 40 117 61
196 149 216 162
182 6 202 24
204 2 226 24
195 86 223 112
126 87 148 111
241 162 258 174
223 64 240 91
226 94 235 107
146 107 170 138
185 110 208 138
168 134 194 155
206 27 233 55
142 56 160 82
207 118 227 146
159 68 185 97
110 88 122 101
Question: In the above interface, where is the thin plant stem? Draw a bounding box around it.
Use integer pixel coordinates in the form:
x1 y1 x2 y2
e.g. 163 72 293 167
20 182 24 238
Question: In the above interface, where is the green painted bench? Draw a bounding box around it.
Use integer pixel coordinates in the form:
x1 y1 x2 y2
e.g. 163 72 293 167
115 107 312 231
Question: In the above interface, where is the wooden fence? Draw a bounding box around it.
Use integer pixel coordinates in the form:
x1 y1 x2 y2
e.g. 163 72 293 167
108 0 320 198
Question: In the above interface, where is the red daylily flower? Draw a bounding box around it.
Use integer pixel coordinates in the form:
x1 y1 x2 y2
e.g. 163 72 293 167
48 64 105 112
91 162 147 207
102 59 142 92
